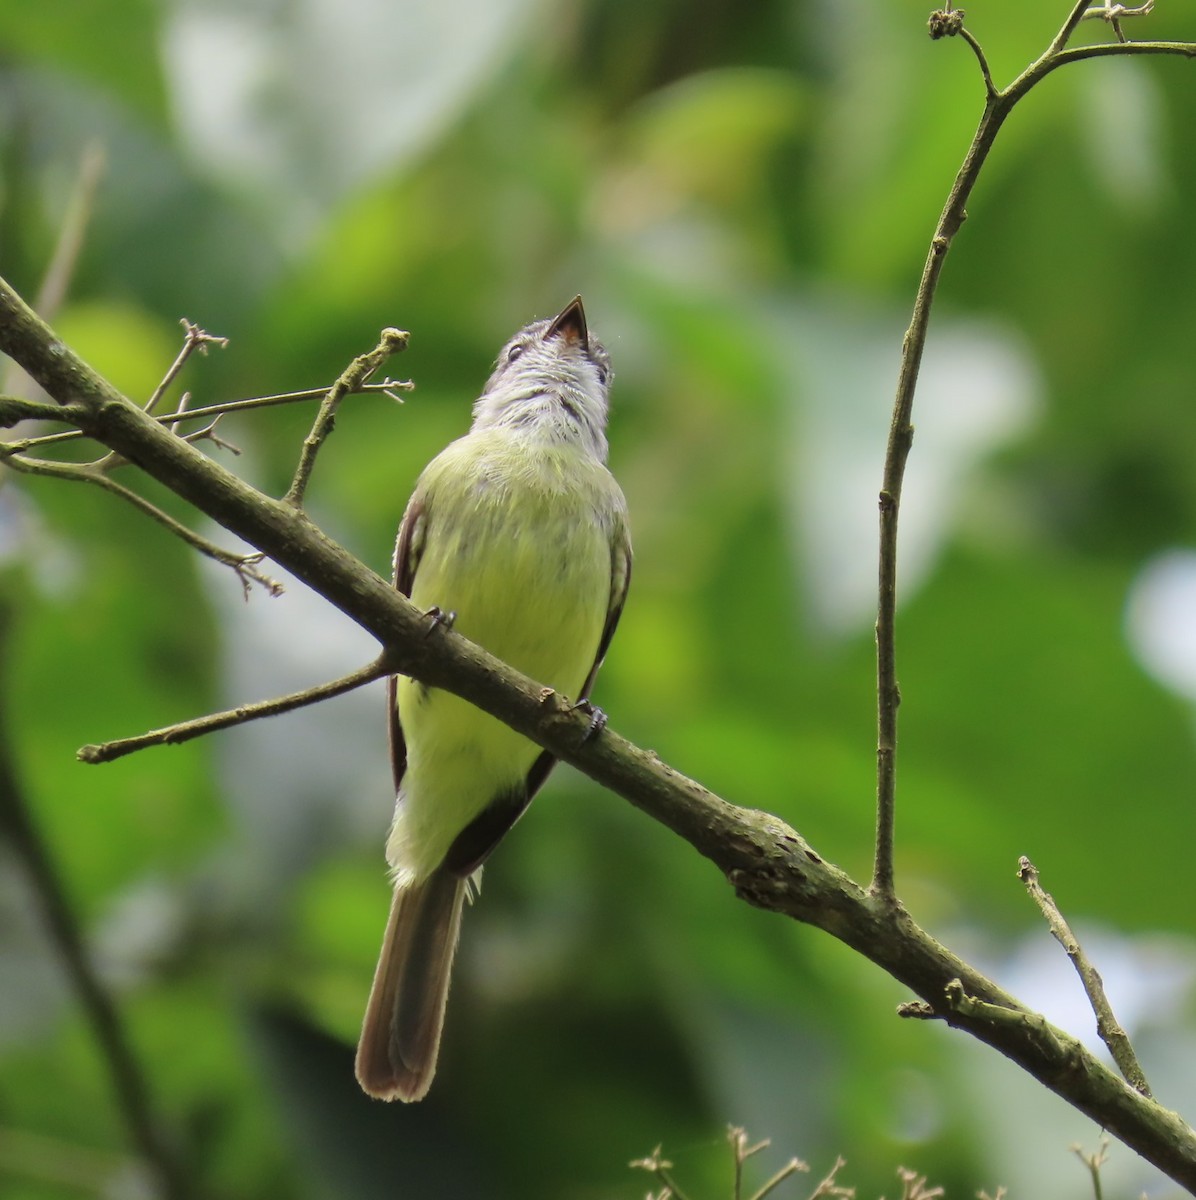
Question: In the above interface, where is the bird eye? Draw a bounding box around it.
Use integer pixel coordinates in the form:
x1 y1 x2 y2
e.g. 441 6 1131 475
506 344 524 364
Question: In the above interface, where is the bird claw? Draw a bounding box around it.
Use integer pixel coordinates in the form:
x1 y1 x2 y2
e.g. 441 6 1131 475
423 606 457 637
571 699 607 742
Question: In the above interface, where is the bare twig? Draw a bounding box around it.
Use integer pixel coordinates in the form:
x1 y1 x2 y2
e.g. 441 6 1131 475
0 608 191 1200
1071 1135 1111 1200
895 1167 944 1200
1018 857 1152 1096
1049 39 1196 72
630 1146 695 1200
0 379 408 458
731 1126 769 1200
0 451 282 596
147 320 228 417
89 321 227 473
1081 0 1155 35
806 1156 852 1199
78 655 391 764
748 1157 805 1200
1048 0 1099 57
959 26 998 97
284 327 409 509
181 414 241 456
729 1127 802 1200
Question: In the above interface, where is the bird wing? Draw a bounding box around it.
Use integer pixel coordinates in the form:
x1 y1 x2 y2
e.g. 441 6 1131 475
388 496 427 792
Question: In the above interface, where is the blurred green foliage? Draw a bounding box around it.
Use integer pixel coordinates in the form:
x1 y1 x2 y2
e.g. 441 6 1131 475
2 2 1196 1198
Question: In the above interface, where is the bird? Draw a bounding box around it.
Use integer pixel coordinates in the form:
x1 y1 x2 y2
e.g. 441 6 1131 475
355 296 631 1101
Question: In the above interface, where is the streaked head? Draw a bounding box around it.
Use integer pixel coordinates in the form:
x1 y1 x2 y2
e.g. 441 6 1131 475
471 296 613 460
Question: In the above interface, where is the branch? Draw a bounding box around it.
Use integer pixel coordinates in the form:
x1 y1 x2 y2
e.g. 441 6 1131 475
1047 0 1099 57
1 274 1195 1190
0 379 408 458
78 655 391 763
147 319 228 418
870 3 1196 900
629 1145 695 1200
0 395 89 429
0 607 191 1200
873 69 1011 903
1019 857 1152 1096
283 326 409 508
0 451 282 597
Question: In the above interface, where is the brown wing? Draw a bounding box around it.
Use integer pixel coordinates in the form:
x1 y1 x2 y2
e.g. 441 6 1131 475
388 496 427 793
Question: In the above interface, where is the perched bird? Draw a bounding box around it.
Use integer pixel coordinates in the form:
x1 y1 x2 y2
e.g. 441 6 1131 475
355 296 631 1101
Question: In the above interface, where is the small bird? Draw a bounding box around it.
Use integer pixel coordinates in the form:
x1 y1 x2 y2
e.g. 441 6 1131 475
355 296 631 1102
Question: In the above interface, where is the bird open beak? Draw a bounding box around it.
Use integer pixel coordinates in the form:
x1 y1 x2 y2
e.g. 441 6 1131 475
547 295 587 345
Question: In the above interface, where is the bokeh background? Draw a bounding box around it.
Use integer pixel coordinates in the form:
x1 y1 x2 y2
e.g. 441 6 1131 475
3 1 1196 1197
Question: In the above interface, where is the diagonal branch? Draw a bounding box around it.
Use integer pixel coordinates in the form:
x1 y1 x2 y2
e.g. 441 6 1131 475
1 450 282 597
0 379 408 459
146 320 228 419
78 655 391 764
1019 857 1152 1096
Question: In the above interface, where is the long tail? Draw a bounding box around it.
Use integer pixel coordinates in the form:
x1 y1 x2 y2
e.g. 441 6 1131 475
355 866 467 1101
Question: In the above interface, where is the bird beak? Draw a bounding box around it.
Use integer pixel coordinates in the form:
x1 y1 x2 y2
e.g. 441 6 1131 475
547 295 587 345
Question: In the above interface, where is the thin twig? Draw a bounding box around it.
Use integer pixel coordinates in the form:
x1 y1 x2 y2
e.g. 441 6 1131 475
0 607 191 1200
1071 1135 1110 1200
729 1127 778 1200
90 320 229 473
1048 0 1099 57
284 327 409 509
146 320 228 417
1018 857 1152 1096
1 452 282 596
959 26 998 97
732 1125 748 1200
0 379 408 458
1050 39 1196 72
1081 1 1154 27
747 1158 805 1200
629 1146 695 1200
181 414 241 456
78 655 391 764
894 1167 944 1200
806 1156 852 1199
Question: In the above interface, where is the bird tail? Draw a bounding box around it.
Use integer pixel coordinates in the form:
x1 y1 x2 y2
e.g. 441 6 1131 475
355 866 468 1101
